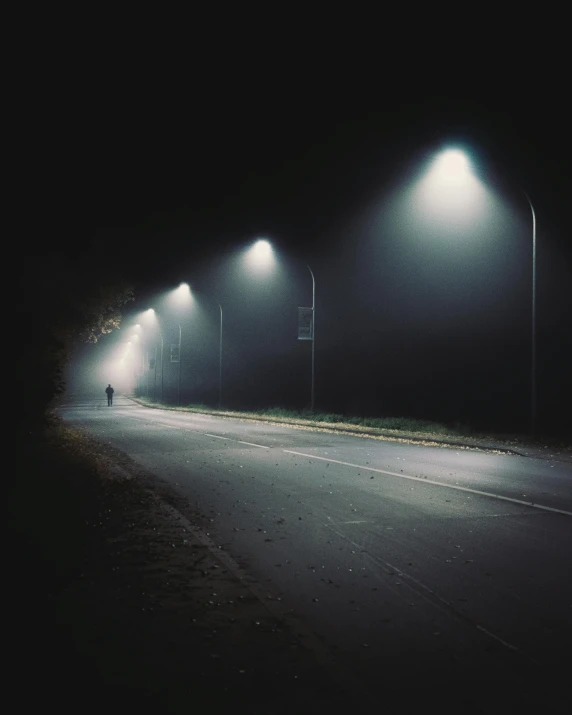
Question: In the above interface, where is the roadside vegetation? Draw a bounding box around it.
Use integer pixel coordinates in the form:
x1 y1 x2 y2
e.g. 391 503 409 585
136 397 464 433
133 397 571 452
192 405 464 435
134 399 495 441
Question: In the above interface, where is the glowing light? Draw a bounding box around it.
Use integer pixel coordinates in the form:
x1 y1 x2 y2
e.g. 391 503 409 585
167 282 193 308
244 239 276 272
139 309 158 326
252 239 272 260
433 149 471 182
412 148 486 229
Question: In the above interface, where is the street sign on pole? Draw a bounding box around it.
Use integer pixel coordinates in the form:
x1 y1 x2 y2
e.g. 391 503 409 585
298 307 313 340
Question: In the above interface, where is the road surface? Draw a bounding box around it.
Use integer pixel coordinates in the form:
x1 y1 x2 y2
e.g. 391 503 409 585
59 397 572 710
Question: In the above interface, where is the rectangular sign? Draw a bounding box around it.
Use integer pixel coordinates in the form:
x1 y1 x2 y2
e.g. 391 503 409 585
298 307 313 340
170 344 180 363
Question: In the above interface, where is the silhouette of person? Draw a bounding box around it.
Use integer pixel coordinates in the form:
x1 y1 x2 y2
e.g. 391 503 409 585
105 383 114 406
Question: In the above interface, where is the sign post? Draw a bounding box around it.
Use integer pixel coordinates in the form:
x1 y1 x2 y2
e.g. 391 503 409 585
298 263 315 411
297 307 313 340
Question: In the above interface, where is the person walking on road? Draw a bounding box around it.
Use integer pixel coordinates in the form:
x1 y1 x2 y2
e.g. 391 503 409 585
105 383 114 406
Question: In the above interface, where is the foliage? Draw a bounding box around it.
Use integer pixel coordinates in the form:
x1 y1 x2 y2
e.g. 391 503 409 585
76 284 134 344
139 399 459 436
251 407 453 433
16 248 134 430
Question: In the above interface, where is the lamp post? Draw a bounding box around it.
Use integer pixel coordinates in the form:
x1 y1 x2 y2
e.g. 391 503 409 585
306 262 316 412
424 149 537 434
153 342 159 401
146 349 150 397
160 333 164 402
150 329 164 403
198 297 224 409
172 284 223 409
248 240 316 412
177 323 182 406
163 286 192 407
217 302 223 409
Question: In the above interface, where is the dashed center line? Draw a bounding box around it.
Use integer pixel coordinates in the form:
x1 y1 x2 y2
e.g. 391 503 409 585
204 433 268 449
124 417 270 449
237 440 270 449
283 450 572 517
107 415 572 517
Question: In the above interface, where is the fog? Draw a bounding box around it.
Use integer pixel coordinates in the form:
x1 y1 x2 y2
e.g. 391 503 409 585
65 146 569 435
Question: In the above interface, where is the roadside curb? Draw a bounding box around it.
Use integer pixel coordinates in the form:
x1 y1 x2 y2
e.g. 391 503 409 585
126 398 571 462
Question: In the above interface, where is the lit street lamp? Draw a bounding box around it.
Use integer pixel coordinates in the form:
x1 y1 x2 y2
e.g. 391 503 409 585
306 262 316 412
168 283 223 409
248 240 316 412
155 332 164 402
118 340 135 394
217 303 223 409
179 284 223 409
176 322 182 406
126 309 165 403
423 149 537 434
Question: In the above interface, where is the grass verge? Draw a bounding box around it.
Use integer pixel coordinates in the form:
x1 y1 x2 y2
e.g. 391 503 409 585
133 398 572 454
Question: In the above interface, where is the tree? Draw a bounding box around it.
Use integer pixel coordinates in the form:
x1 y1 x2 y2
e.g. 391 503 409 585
16 250 133 432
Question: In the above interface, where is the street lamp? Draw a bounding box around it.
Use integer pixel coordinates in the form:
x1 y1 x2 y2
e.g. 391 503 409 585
180 284 224 409
136 309 160 400
307 263 316 412
163 284 191 406
129 309 165 404
176 322 182 405
424 148 537 434
247 240 316 412
247 239 275 269
153 331 164 402
125 329 142 392
119 340 135 394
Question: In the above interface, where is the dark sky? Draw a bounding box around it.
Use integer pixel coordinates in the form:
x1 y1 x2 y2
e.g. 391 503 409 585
36 71 571 433
47 90 571 288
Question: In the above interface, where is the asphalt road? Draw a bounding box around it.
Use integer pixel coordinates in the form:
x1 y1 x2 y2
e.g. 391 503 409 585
59 397 572 710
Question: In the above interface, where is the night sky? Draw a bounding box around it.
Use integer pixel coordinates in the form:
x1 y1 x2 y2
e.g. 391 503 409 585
34 73 571 435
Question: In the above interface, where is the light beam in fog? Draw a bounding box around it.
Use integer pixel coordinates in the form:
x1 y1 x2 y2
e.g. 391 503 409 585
243 239 276 274
412 147 487 229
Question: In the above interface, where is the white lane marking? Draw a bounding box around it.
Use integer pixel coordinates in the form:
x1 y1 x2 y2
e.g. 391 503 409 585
237 440 269 449
283 450 572 517
205 433 269 449
116 416 272 449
